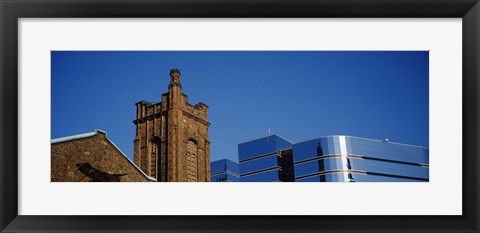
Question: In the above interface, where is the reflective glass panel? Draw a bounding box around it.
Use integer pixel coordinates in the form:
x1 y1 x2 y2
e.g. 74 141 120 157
210 159 240 176
240 155 280 174
292 136 428 165
296 172 425 182
294 157 428 180
346 136 428 164
240 169 281 182
292 136 340 162
211 173 240 182
238 135 292 161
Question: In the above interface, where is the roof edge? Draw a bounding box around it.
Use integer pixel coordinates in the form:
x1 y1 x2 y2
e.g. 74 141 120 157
238 133 293 146
294 135 429 149
51 131 98 144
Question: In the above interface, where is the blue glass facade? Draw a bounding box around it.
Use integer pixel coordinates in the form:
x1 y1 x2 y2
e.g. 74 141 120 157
210 159 240 182
238 135 292 161
293 136 428 182
211 135 429 182
238 135 295 182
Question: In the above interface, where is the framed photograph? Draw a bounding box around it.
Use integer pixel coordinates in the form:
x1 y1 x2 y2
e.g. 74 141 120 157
1 0 479 232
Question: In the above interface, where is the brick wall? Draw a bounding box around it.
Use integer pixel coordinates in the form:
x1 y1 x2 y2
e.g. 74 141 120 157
51 131 154 182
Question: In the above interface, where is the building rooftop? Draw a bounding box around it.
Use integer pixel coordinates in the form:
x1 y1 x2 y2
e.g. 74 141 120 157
51 129 157 182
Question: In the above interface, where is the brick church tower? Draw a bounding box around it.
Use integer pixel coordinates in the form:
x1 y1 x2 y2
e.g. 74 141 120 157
133 69 211 182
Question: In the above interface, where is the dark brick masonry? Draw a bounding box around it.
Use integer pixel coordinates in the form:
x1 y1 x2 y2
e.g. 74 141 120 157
51 130 154 182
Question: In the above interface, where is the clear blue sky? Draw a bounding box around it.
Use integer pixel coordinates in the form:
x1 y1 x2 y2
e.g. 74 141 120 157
51 51 429 162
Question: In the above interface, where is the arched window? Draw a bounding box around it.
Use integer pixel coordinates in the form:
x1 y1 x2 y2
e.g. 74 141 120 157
151 136 161 179
186 139 198 182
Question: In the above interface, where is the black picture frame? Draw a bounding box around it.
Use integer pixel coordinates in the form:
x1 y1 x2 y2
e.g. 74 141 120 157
1 0 479 232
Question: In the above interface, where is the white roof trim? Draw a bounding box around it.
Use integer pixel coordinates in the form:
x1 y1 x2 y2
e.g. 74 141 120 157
51 131 97 144
106 136 157 182
51 129 157 182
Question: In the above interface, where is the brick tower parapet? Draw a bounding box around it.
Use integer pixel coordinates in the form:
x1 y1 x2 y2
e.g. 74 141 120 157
133 69 210 182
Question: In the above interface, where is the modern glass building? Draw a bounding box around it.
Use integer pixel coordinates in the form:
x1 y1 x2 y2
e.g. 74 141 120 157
210 159 240 182
237 135 294 182
211 134 429 182
293 136 429 182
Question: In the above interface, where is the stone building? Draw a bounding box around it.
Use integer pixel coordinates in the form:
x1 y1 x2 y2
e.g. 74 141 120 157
51 129 156 182
51 68 210 182
133 69 211 182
